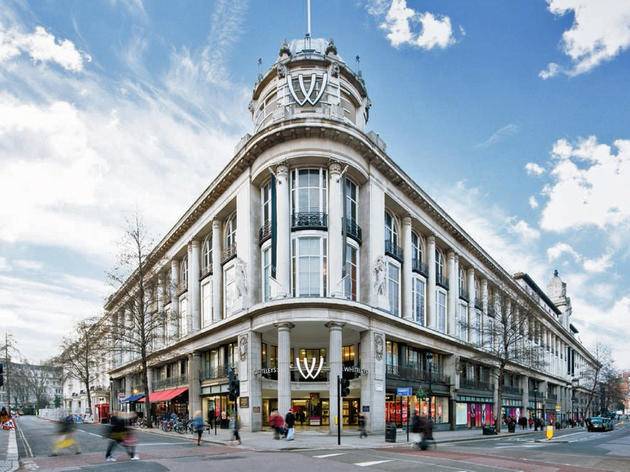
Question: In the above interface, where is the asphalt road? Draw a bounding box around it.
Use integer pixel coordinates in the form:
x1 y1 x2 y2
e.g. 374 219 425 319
14 416 630 471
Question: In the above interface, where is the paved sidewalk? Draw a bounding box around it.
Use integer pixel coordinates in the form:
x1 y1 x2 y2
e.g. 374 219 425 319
134 425 543 451
0 429 19 472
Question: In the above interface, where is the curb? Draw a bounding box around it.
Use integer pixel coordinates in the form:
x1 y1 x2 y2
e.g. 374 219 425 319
0 429 20 472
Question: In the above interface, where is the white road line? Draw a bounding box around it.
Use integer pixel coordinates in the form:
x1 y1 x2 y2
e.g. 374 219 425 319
78 430 104 438
355 460 394 467
16 421 34 458
313 453 347 458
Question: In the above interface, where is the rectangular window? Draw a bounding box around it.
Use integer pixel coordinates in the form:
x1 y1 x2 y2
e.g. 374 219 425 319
412 276 426 325
201 280 212 327
344 178 358 222
292 168 327 213
386 341 399 368
436 290 447 333
224 265 236 316
343 243 358 301
179 296 188 337
261 181 272 225
457 302 468 341
262 246 272 301
342 345 356 364
387 262 400 316
292 237 327 297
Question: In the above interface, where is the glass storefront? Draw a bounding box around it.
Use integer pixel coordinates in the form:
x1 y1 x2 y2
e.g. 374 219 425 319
385 394 449 426
261 396 359 427
455 402 494 428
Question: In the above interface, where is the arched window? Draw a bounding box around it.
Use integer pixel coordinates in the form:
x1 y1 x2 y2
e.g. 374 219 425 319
224 212 237 250
180 256 188 288
385 211 399 246
202 234 212 275
411 231 424 263
459 267 466 293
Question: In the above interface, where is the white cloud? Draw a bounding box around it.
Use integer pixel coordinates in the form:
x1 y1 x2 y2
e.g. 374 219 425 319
476 123 519 148
509 219 540 242
540 136 630 232
370 0 458 50
547 242 580 262
0 257 10 272
529 196 539 209
583 253 613 273
0 25 86 71
13 259 43 271
525 162 545 176
542 0 630 77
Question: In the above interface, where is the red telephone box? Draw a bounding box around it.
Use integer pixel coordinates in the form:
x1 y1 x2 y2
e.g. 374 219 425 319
96 403 110 423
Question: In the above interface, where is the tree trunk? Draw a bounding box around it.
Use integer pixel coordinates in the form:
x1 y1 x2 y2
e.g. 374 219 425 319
141 356 151 427
86 378 92 416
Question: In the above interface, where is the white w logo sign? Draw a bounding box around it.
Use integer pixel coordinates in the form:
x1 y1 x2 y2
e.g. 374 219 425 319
296 356 325 380
288 73 328 106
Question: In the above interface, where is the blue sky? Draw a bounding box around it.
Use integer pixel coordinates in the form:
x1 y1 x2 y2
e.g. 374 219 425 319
1 0 629 369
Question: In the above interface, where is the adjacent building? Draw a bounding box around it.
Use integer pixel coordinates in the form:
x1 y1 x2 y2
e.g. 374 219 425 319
105 34 599 432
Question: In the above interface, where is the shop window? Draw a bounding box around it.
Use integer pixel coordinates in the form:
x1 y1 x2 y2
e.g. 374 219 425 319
342 345 356 365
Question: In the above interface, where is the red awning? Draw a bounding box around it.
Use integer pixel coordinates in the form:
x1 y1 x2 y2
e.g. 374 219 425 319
142 387 188 403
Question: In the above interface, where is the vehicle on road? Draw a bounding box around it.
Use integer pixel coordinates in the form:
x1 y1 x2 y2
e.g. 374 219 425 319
587 417 614 432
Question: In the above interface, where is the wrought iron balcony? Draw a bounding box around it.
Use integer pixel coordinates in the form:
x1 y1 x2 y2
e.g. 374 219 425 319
412 258 428 276
502 385 523 396
460 378 494 391
200 365 232 381
474 298 483 310
436 273 449 290
385 239 403 262
153 375 188 391
385 364 450 385
259 220 271 245
200 264 213 279
292 212 328 231
222 243 237 263
459 288 470 302
343 217 362 244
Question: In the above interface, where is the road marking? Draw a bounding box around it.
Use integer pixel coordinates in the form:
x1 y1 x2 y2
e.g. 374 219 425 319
355 460 395 467
78 429 104 438
136 442 193 446
313 453 347 458
16 420 34 458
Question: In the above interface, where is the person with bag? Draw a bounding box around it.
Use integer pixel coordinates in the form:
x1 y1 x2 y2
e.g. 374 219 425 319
284 408 295 441
269 409 283 439
105 413 139 462
192 411 204 446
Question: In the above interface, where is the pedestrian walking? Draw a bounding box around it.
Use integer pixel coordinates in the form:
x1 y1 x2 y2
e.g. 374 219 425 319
51 414 81 456
192 410 204 446
105 413 139 462
358 413 368 438
0 407 9 425
410 413 421 446
269 409 283 439
285 408 296 441
207 407 215 430
230 412 241 445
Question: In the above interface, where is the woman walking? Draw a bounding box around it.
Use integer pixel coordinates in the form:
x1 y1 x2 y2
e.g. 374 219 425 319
192 411 204 446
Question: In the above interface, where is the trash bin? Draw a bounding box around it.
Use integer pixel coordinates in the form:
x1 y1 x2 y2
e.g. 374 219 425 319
482 425 497 435
385 424 397 443
508 422 516 433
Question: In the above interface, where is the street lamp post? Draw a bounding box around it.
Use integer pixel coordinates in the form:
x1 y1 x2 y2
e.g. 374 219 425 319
426 352 433 423
571 378 579 426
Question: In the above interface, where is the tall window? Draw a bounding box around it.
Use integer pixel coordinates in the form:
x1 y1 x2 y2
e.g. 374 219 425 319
261 180 272 225
224 265 236 316
291 168 327 213
435 249 444 280
262 245 272 301
179 296 188 337
180 256 188 288
411 231 423 264
343 243 358 301
436 290 447 333
201 279 212 327
202 234 212 275
384 211 399 247
457 302 468 341
412 276 426 325
224 213 237 250
386 341 399 369
459 267 466 295
292 237 327 297
387 261 400 316
344 178 358 221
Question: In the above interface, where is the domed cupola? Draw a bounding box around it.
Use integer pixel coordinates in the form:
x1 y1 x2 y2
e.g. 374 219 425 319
250 34 371 133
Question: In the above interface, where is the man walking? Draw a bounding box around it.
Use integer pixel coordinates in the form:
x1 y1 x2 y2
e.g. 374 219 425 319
285 408 296 441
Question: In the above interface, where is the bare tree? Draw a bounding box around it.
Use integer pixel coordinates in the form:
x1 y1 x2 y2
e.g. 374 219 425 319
580 342 607 416
463 294 545 432
106 213 167 427
1 333 19 414
54 317 108 415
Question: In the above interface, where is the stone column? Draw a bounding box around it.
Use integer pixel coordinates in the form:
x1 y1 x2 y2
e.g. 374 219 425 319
275 164 291 297
447 251 457 336
481 279 488 345
360 330 385 432
427 235 436 329
327 322 344 434
157 274 165 347
466 268 475 343
188 352 201 419
328 162 344 297
189 239 201 332
211 220 222 322
402 216 413 320
444 355 459 431
522 375 529 419
240 331 262 431
366 179 385 308
170 259 180 340
276 323 293 416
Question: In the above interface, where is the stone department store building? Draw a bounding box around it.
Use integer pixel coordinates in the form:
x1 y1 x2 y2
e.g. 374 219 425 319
106 35 598 432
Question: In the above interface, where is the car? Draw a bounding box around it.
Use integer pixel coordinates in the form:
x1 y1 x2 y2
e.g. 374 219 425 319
587 417 613 432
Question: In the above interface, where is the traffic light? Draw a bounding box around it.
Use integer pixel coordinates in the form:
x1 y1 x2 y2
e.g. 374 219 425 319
339 377 350 397
227 367 240 401
0 363 3 387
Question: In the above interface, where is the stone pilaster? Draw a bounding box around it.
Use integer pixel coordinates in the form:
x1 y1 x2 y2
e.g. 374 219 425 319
360 330 385 432
211 220 222 322
276 322 293 416
402 217 413 320
447 251 457 336
275 164 291 297
427 235 436 329
240 331 262 431
327 321 344 434
466 268 475 343
522 375 529 418
188 352 201 419
170 259 180 340
189 240 201 332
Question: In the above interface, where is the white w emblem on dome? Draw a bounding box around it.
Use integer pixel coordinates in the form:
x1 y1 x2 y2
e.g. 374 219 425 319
296 356 325 380
288 72 328 106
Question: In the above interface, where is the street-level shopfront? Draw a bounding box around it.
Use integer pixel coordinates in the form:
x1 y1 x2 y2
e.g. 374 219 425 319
201 383 235 429
501 398 523 421
261 396 361 427
385 393 450 428
456 395 495 429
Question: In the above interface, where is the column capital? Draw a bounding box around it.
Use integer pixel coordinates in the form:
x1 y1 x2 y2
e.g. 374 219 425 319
447 250 456 260
325 321 345 330
328 160 343 175
190 239 200 249
276 163 289 177
427 234 436 244
212 219 221 231
402 216 412 226
467 267 475 276
275 322 295 331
